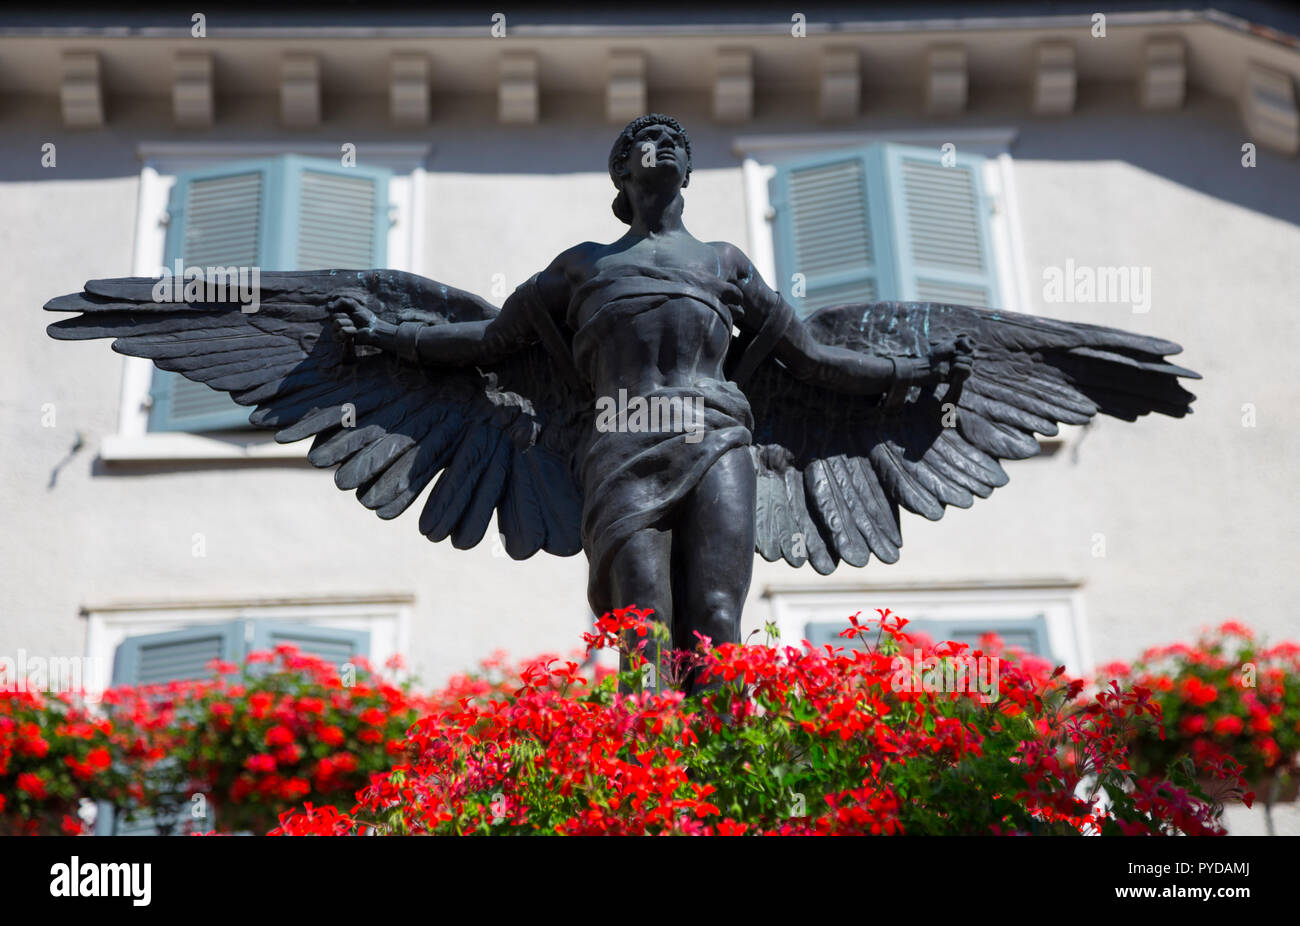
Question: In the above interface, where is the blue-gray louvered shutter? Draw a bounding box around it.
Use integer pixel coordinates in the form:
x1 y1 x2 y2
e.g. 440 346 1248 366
97 623 243 835
769 149 895 316
247 620 370 675
110 622 244 687
282 156 391 270
149 157 390 432
924 617 1050 659
884 143 1001 308
769 143 1001 316
149 163 275 432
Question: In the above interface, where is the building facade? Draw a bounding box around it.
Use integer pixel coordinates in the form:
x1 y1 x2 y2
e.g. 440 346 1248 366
2 5 1298 832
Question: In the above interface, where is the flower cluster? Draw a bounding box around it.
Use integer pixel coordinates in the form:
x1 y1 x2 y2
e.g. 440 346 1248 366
4 614 1274 836
273 608 1245 837
1099 621 1300 798
104 645 428 834
0 688 126 835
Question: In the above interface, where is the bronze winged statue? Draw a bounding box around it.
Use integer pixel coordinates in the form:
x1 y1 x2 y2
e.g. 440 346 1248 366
46 114 1199 690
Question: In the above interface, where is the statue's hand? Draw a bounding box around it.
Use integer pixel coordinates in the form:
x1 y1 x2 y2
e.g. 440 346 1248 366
946 333 976 384
922 333 976 384
329 291 381 345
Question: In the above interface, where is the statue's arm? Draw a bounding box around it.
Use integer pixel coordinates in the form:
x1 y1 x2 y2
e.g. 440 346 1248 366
333 261 571 367
719 243 971 395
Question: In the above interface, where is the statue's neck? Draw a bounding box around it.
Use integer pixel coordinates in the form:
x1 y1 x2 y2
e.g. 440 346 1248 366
628 192 686 237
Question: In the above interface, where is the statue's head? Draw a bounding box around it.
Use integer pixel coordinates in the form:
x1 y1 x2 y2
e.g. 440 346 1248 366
608 113 693 224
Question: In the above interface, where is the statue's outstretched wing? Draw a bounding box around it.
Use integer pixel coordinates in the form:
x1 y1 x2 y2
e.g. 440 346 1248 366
743 301 1200 574
45 270 586 558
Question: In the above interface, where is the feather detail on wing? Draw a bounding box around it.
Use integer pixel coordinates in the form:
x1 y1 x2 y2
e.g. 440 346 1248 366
743 300 1199 574
46 270 587 558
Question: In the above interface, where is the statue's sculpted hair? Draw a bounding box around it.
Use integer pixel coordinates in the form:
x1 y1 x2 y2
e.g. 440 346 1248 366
608 113 693 225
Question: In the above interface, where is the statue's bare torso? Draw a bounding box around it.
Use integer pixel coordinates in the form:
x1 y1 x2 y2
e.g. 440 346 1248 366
556 234 740 399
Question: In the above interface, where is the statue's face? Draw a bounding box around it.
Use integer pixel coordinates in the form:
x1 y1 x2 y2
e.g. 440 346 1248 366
624 122 689 192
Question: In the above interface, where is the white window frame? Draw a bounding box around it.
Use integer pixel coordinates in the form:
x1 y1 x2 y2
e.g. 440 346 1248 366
103 142 432 463
82 593 414 681
764 579 1091 677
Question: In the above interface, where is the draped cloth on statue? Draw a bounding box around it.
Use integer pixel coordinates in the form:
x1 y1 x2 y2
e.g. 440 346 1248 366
579 379 753 615
543 266 757 615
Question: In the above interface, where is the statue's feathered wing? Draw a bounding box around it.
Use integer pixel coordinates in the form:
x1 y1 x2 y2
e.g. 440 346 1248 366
47 274 1198 575
46 270 588 558
741 301 1200 574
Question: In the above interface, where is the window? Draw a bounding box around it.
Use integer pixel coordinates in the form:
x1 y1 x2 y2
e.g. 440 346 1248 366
83 596 409 687
98 619 370 836
765 581 1089 676
110 620 370 687
768 142 1001 316
102 142 429 462
744 128 1073 452
149 155 391 432
802 614 1052 659
83 596 410 835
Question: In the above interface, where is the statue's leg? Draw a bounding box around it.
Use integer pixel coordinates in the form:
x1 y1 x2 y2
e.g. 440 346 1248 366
674 446 756 695
606 525 675 693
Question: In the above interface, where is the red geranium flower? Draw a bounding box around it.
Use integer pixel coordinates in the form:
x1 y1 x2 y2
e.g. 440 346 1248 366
245 754 277 774
16 772 47 800
1213 716 1244 736
248 692 274 718
16 734 50 759
1180 677 1218 707
265 725 295 748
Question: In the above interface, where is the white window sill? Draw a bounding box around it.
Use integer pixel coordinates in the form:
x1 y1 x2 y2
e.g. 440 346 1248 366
100 433 312 463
